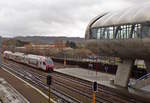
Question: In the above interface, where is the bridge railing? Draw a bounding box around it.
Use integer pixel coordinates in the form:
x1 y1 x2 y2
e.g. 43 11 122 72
52 55 121 65
129 72 150 87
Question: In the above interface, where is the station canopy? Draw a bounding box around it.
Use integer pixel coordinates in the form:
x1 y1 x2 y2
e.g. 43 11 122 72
92 3 150 28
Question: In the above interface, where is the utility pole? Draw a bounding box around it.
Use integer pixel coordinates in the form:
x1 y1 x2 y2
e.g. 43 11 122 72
47 75 52 103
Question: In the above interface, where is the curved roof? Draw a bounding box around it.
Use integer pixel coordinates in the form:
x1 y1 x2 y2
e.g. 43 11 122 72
91 3 150 28
85 13 106 39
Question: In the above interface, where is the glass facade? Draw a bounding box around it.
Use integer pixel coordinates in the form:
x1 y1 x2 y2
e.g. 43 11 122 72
90 24 149 39
141 24 150 38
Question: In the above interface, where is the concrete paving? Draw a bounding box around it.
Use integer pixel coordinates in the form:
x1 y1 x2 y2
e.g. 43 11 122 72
0 78 29 103
55 67 150 102
55 68 115 85
131 76 150 92
141 85 150 92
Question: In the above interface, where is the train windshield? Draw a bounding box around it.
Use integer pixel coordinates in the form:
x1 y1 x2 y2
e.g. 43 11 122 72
46 58 53 64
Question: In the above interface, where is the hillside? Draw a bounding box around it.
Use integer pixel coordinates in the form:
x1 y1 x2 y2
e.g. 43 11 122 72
13 36 85 44
2 38 30 47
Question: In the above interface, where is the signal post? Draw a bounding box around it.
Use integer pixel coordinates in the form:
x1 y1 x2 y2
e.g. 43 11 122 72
92 81 98 103
47 75 52 103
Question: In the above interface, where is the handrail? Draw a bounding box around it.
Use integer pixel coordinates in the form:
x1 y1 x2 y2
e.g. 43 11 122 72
129 73 150 87
136 73 150 81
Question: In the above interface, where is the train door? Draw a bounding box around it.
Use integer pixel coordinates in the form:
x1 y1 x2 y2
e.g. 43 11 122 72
24 56 28 64
38 60 42 69
41 61 46 70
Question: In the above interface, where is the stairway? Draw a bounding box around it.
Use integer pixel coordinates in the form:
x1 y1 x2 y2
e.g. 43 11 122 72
129 73 150 92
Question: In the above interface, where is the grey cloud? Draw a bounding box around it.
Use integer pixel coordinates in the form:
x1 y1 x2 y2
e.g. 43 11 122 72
0 0 148 37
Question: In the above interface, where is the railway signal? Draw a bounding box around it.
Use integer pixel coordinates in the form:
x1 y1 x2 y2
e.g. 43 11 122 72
92 81 98 103
93 81 98 92
47 75 52 103
47 75 52 85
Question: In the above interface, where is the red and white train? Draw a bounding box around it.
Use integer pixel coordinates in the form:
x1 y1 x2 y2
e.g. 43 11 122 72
4 51 54 72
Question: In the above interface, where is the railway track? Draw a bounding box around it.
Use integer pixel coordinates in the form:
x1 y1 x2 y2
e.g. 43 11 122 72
2 60 146 103
3 61 111 102
51 73 143 103
52 57 147 79
2 62 80 103
3 61 103 103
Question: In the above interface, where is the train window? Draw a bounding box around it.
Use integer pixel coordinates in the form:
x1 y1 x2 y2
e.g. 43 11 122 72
43 62 46 65
46 59 53 64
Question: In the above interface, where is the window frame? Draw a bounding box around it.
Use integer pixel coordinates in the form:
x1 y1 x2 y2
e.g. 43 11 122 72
90 23 143 40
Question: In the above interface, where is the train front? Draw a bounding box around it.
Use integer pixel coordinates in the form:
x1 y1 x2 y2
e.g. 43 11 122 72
45 58 54 72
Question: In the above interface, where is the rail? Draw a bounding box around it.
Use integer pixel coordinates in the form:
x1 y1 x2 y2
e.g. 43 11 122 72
2 60 146 103
2 62 110 103
1 63 80 103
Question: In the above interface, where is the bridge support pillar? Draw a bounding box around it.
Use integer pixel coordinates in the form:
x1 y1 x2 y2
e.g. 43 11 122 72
114 60 133 87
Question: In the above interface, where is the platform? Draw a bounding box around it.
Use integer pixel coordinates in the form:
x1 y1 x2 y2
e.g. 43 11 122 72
55 68 115 85
0 78 29 103
0 68 49 103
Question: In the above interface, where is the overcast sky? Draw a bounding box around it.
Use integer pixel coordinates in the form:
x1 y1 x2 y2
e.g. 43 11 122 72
0 0 149 38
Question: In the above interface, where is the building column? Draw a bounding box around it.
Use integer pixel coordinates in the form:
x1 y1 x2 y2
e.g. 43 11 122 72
145 61 150 73
114 60 134 87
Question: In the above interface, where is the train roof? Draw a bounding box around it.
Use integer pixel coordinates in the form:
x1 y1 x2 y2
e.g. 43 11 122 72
26 54 46 60
13 52 25 57
91 3 150 28
4 51 12 54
